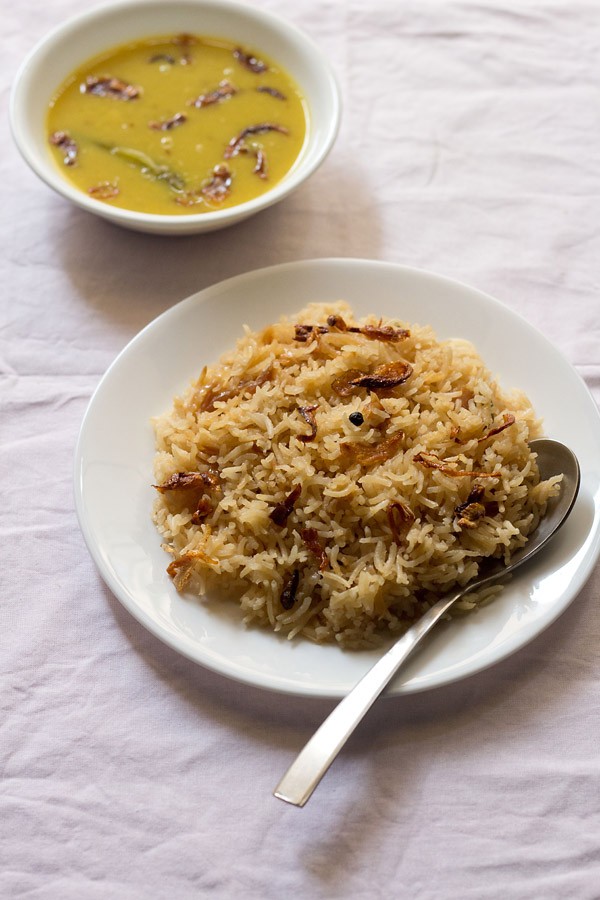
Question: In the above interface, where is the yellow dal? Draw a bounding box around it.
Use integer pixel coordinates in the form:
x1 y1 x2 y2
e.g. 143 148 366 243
47 34 308 215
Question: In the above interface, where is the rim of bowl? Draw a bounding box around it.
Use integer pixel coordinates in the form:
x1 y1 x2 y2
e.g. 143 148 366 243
9 0 342 233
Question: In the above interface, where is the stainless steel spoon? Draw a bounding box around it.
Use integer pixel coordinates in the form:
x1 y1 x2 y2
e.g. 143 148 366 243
274 438 580 807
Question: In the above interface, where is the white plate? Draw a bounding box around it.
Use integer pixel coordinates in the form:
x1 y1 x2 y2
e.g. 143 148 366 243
74 259 600 697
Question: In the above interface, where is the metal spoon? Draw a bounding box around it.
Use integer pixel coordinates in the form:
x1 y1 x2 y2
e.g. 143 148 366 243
274 438 580 807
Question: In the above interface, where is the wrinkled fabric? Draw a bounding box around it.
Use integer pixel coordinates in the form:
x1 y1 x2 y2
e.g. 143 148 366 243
1 1 600 898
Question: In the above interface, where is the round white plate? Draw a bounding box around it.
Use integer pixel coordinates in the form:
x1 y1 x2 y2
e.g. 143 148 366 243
74 259 600 697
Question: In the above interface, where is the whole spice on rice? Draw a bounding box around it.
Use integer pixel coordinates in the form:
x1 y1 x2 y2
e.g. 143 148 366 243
301 316 410 344
280 569 300 609
455 502 486 529
269 484 302 526
326 314 349 330
455 485 485 511
294 324 329 342
454 485 499 528
301 528 328 571
331 369 365 397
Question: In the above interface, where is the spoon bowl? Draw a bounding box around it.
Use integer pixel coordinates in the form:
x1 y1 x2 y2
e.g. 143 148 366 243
465 438 580 586
274 438 580 807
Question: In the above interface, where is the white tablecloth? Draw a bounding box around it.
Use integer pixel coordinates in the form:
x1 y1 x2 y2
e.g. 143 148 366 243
2 1 600 897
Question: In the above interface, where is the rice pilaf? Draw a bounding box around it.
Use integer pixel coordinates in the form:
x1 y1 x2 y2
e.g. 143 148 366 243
152 302 561 648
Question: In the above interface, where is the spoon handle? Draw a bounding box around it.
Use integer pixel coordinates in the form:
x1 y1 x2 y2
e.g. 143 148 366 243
274 586 465 807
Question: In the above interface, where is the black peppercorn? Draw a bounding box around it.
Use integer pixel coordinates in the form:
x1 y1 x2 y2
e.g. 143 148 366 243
349 411 364 426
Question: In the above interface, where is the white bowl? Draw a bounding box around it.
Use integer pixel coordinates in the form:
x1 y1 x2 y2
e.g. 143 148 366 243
10 0 341 235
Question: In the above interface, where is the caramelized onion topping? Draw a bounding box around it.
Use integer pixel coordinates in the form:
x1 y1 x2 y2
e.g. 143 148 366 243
477 413 516 442
331 369 364 397
301 528 328 571
252 147 268 178
350 360 413 392
256 86 286 100
332 361 412 397
454 485 499 528
88 181 119 199
167 549 218 589
233 47 268 73
189 80 237 108
148 112 187 130
453 414 516 447
455 502 486 529
191 497 214 525
199 366 272 412
415 453 500 478
201 163 233 203
224 123 289 159
49 130 78 166
298 317 410 343
341 432 404 467
82 76 141 100
387 501 415 543
153 468 220 493
269 484 301 526
297 405 318 443
455 485 485 511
